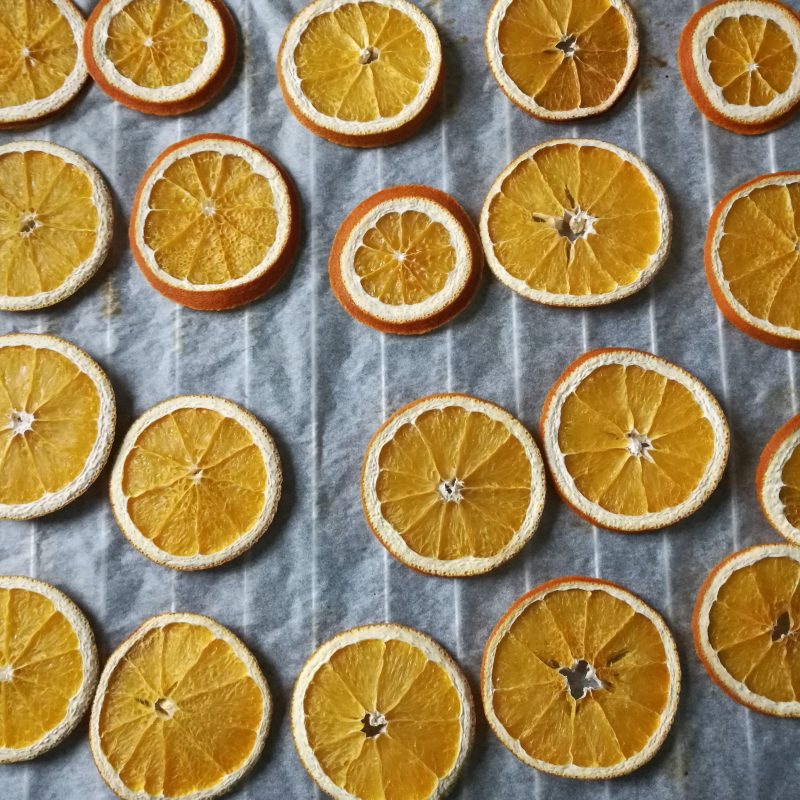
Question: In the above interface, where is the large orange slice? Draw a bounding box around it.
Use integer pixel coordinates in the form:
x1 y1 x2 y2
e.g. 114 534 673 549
758 414 800 545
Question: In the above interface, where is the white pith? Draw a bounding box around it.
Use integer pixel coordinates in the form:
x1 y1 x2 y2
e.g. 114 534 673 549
109 395 282 570
696 544 800 717
0 141 113 311
90 0 227 104
0 0 87 125
280 0 442 137
482 578 681 779
89 612 271 800
291 623 475 800
480 138 672 308
760 421 800 545
0 333 116 520
485 0 640 120
709 172 800 342
362 393 546 577
0 576 98 764
133 136 293 294
691 0 800 125
542 350 730 531
338 194 473 325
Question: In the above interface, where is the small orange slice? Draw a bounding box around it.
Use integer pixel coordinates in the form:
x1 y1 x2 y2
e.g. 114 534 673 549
758 414 800 545
694 543 800 716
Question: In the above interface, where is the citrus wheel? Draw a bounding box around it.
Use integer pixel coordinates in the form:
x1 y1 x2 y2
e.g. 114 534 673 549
361 393 546 577
329 185 482 335
292 623 474 800
0 0 88 129
0 140 113 311
678 0 800 135
485 0 639 121
130 134 300 311
109 395 282 570
705 171 800 350
0 576 98 763
481 577 680 779
84 0 237 116
90 612 270 799
0 332 116 520
758 415 800 545
277 0 443 148
540 348 729 532
694 543 800 716
480 139 671 307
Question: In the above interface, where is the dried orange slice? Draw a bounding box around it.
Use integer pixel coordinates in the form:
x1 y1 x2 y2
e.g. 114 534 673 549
679 0 800 134
0 0 87 129
706 171 800 350
540 348 729 532
0 332 115 520
0 576 98 763
292 623 474 800
694 543 800 716
485 0 639 121
130 134 300 311
90 612 270 799
278 0 443 147
482 577 680 779
84 0 237 116
329 185 482 335
758 415 800 545
0 141 113 311
109 395 282 570
361 393 546 577
480 139 671 307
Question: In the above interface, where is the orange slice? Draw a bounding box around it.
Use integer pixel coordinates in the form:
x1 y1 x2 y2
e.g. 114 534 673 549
480 139 671 307
482 577 680 779
0 332 115 520
130 134 300 311
84 0 237 116
90 612 270 800
706 171 800 350
0 0 87 129
329 185 483 335
758 414 800 545
540 348 729 532
361 393 546 577
0 576 97 763
292 623 474 800
109 395 282 570
679 0 800 134
485 0 639 121
694 543 800 716
0 141 113 311
278 0 443 147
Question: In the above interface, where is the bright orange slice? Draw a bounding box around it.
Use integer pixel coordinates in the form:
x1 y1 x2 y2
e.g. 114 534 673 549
758 414 800 545
485 0 639 120
482 577 680 779
292 623 474 800
694 543 800 716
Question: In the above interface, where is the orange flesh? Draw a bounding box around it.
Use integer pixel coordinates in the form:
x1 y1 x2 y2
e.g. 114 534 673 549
490 586 671 768
497 0 630 111
0 345 100 505
707 555 800 701
487 143 661 296
98 622 264 796
143 150 278 286
706 15 796 107
0 0 78 109
304 637 463 800
354 210 456 305
0 150 99 298
0 587 83 749
718 180 800 330
122 407 267 557
105 0 208 89
376 405 532 559
294 1 431 122
557 363 714 516
780 441 800 527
